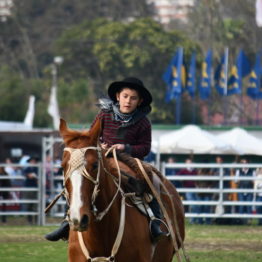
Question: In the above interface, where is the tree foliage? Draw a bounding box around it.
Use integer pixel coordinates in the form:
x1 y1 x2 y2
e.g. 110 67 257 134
1 0 259 127
55 17 200 123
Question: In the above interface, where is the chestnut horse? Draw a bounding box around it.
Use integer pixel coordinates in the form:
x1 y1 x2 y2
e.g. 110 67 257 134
59 119 186 262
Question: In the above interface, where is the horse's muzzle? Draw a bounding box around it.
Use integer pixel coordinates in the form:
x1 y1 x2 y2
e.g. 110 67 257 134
71 214 89 232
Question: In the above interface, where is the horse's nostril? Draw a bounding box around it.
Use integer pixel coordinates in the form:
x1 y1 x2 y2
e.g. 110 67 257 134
80 214 89 228
72 218 78 226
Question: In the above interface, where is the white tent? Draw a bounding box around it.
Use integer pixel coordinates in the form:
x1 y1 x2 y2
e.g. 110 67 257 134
217 127 262 156
152 125 239 154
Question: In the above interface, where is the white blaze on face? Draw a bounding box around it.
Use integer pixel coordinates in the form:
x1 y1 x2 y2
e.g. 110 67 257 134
70 170 83 221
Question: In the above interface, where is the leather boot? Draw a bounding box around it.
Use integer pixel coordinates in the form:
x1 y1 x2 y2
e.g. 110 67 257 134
149 198 168 242
45 204 70 241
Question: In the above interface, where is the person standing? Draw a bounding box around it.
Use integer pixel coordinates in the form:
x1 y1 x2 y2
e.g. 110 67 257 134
0 167 11 223
254 168 262 225
23 156 39 224
235 158 255 224
178 158 198 224
196 162 215 225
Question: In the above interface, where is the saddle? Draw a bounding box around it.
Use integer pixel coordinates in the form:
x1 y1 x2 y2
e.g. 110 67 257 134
111 152 163 220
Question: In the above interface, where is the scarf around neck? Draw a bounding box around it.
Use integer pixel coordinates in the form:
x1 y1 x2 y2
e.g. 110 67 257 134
98 98 151 127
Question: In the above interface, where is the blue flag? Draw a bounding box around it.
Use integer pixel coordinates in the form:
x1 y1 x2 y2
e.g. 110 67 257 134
214 51 228 96
186 52 196 97
247 52 262 99
227 50 251 95
198 49 212 100
163 47 184 102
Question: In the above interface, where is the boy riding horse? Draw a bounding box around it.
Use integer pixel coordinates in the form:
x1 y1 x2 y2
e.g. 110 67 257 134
45 77 167 242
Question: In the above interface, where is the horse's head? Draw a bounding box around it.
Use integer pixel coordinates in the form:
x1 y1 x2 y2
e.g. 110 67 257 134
59 119 102 231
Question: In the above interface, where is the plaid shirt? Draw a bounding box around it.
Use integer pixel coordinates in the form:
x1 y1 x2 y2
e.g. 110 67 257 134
91 111 151 159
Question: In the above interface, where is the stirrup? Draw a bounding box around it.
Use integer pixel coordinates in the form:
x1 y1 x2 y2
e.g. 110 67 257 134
149 218 170 243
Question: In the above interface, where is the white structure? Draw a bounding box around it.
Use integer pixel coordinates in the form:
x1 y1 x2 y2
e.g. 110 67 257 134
152 125 238 154
147 0 194 25
217 128 262 156
0 95 35 131
48 56 63 130
0 0 13 22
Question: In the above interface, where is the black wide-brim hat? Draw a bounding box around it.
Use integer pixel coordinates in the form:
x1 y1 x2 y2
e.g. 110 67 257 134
108 77 152 107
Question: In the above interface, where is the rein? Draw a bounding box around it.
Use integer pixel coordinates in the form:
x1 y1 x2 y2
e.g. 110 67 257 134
134 158 191 262
64 145 132 262
47 145 188 262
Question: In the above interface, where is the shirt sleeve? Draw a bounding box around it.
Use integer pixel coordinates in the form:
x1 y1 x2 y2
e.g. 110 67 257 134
90 111 103 130
129 118 151 159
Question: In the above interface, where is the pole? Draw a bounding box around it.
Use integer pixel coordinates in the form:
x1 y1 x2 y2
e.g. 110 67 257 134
223 47 229 125
176 97 181 125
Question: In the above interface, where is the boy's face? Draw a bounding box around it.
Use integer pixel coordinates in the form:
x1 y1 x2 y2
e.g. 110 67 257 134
116 88 143 114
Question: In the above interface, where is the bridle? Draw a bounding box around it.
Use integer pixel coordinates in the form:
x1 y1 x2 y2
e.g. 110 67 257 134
47 145 190 262
63 146 102 211
63 145 130 262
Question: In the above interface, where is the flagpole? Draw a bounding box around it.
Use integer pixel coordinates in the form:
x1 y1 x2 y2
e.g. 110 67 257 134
176 97 181 125
223 47 229 125
176 47 183 125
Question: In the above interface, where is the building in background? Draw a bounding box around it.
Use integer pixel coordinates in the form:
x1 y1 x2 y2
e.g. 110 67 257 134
147 0 194 25
0 0 13 22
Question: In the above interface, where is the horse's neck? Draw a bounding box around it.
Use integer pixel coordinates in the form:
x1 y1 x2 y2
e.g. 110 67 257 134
93 161 120 222
87 165 121 252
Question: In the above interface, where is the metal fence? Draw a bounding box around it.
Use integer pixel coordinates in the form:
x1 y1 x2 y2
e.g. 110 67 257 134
162 162 262 223
0 163 44 225
1 161 262 226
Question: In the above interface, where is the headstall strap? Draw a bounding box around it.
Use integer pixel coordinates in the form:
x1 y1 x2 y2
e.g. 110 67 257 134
63 146 101 185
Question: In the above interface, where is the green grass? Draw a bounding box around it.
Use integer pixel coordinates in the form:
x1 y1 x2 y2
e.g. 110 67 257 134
0 224 261 262
0 226 67 262
179 224 262 262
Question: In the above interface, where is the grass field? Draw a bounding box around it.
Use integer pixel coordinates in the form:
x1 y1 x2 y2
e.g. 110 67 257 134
0 223 261 262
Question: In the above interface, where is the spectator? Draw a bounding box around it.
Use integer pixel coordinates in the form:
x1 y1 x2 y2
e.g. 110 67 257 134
0 167 11 223
4 157 23 211
23 156 39 224
212 156 231 214
44 154 52 204
235 158 255 224
165 157 181 188
178 158 197 224
5 157 24 187
254 168 262 225
196 160 215 225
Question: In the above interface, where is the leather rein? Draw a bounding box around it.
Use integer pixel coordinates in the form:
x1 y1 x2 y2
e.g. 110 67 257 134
63 145 133 262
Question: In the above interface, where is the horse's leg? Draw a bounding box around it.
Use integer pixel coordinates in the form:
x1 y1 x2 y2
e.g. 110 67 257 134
153 178 185 262
117 209 154 262
152 238 174 262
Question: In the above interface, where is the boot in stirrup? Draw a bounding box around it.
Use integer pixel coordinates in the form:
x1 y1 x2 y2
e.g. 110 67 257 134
45 205 70 241
149 198 168 243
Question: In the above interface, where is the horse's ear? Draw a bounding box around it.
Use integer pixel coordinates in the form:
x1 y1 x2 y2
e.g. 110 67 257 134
89 118 102 145
59 118 70 139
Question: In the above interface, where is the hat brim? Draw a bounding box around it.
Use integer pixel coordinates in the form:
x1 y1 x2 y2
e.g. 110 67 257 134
108 81 152 107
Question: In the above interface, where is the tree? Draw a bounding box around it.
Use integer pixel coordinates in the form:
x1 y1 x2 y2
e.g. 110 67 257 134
55 17 201 124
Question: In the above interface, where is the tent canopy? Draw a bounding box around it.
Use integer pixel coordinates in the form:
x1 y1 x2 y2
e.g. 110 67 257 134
217 127 262 156
152 125 241 155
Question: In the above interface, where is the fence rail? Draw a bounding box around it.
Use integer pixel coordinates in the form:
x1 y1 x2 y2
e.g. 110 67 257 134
0 162 262 225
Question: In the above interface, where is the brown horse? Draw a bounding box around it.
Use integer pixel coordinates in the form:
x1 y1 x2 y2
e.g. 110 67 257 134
59 119 186 262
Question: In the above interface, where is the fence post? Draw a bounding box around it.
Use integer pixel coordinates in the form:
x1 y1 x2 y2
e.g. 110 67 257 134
217 166 224 216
